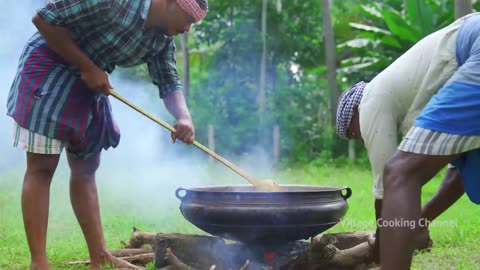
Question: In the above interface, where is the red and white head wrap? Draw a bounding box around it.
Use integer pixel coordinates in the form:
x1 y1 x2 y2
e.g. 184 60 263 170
176 0 207 23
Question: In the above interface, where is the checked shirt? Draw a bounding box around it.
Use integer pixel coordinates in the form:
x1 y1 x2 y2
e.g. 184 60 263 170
7 0 183 159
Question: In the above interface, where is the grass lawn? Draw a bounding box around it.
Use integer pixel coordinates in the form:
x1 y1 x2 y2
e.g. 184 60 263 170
0 160 479 269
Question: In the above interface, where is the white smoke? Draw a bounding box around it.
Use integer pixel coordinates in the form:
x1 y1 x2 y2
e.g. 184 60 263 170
0 0 278 225
0 0 41 171
0 0 214 219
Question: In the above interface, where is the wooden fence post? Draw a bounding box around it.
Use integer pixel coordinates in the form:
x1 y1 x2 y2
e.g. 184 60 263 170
273 124 280 165
208 124 215 162
348 140 356 161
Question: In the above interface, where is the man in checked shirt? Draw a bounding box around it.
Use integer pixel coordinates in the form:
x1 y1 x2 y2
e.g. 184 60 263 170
6 0 207 269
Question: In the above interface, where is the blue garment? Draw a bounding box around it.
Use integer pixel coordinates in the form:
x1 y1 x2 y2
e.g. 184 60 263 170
414 15 480 204
451 150 480 204
415 15 480 135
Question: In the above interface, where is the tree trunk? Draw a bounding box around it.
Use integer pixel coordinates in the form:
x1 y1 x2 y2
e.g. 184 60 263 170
258 0 268 146
321 0 344 158
321 0 339 128
348 140 356 161
455 0 472 19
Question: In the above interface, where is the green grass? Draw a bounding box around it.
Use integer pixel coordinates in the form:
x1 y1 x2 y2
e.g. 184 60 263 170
283 162 480 269
0 161 479 269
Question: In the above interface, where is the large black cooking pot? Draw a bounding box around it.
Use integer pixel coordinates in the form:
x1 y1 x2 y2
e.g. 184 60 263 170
175 185 352 245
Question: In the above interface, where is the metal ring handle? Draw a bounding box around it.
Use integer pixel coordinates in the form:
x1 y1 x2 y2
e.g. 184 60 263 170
341 187 352 200
175 188 188 201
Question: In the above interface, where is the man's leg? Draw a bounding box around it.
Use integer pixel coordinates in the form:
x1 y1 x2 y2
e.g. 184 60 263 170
22 153 61 270
380 151 457 270
67 152 137 270
373 170 463 258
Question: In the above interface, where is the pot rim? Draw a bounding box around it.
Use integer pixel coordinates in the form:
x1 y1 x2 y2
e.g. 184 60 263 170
183 184 347 191
176 185 352 200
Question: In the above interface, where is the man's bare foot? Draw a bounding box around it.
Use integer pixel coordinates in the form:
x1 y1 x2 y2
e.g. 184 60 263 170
413 227 433 251
89 251 143 270
30 261 49 270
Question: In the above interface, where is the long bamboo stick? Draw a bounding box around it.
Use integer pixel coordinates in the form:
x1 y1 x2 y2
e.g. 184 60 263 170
110 90 261 187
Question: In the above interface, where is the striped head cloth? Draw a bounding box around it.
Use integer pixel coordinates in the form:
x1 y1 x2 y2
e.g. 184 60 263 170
336 81 367 139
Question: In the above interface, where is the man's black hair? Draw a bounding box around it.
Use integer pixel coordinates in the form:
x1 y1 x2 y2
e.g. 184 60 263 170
195 0 208 11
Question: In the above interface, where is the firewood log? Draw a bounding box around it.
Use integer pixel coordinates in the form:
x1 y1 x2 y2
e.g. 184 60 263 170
110 248 153 257
66 229 379 270
124 227 157 248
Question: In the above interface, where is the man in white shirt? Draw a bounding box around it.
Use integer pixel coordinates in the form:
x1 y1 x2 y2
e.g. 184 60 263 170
335 14 476 261
380 13 480 269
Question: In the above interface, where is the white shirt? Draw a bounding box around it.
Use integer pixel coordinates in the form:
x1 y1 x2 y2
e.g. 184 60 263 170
358 17 463 199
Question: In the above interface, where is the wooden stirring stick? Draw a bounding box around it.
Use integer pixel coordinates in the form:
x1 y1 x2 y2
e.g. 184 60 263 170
110 90 268 188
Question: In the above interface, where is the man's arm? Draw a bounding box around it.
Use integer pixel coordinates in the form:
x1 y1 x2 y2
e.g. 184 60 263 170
359 100 398 200
163 90 195 144
359 99 399 263
163 90 191 121
421 167 464 222
32 15 110 94
147 39 195 144
33 0 114 94
32 15 94 74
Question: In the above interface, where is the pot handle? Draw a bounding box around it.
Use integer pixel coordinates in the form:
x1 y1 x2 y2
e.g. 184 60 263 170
175 187 188 201
341 187 352 200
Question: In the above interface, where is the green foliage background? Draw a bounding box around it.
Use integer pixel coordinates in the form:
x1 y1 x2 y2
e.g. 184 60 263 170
124 0 480 165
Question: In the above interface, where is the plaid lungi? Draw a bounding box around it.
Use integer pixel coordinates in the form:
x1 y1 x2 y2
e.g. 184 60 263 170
398 126 480 204
398 126 480 155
